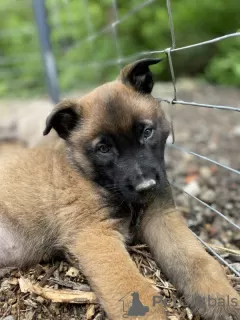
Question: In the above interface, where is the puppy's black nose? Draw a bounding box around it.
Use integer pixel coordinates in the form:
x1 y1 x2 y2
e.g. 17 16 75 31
135 179 156 193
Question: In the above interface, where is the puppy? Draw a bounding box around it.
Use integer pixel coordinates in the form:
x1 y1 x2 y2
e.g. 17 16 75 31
0 59 239 320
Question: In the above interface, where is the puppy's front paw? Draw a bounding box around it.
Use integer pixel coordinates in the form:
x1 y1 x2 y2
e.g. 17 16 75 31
189 292 240 320
183 257 240 319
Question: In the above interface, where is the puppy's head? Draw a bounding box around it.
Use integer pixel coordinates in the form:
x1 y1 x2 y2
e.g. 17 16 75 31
44 59 170 206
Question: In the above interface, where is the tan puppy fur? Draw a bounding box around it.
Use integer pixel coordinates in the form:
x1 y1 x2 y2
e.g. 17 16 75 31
0 59 239 320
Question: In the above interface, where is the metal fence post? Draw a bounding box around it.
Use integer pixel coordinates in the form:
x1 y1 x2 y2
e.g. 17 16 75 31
33 0 60 103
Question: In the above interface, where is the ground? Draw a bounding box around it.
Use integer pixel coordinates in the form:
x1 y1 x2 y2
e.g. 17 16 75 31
0 79 239 320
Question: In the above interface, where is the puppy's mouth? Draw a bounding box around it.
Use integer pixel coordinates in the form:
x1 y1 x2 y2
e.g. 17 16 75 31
134 188 158 205
113 182 159 207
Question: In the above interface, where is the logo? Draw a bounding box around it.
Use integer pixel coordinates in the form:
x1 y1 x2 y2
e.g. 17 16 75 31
119 292 240 317
119 291 149 318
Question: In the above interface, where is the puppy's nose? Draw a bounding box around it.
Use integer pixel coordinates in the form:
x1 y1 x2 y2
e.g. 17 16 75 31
135 179 156 192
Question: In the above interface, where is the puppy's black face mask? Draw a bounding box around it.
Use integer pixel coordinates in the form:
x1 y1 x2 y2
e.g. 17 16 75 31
85 117 169 207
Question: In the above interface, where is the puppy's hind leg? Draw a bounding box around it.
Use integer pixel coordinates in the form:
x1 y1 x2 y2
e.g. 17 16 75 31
0 219 27 268
0 214 53 270
0 221 18 277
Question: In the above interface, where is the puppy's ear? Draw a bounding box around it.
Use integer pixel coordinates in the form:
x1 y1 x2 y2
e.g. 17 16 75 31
43 99 80 140
118 58 163 94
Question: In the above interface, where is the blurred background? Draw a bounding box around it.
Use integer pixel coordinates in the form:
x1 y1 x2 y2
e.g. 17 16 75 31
0 0 240 98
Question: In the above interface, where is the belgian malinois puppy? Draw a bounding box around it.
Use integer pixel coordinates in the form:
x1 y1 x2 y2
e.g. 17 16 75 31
0 59 239 320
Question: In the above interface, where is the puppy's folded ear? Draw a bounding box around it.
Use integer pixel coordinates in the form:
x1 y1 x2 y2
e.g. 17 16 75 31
43 99 80 139
118 58 163 94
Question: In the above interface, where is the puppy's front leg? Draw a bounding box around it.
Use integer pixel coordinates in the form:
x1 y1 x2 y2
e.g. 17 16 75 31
139 193 240 320
68 221 166 320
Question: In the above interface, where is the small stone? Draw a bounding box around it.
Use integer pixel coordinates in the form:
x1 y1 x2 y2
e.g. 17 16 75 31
199 166 212 180
184 181 200 197
207 177 217 187
66 267 79 278
35 296 45 304
176 194 189 207
201 189 216 203
193 205 201 212
208 141 217 150
203 208 214 219
3 316 15 320
231 125 240 137
225 203 233 210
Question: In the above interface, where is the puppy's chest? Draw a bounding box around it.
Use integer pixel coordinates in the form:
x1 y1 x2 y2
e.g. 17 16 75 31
129 207 144 233
112 205 145 244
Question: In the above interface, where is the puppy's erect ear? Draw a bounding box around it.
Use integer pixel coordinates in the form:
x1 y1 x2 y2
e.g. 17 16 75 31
118 58 163 94
43 99 80 140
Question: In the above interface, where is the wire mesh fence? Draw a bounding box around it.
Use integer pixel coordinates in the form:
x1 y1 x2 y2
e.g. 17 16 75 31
0 0 239 277
163 0 239 276
162 0 240 276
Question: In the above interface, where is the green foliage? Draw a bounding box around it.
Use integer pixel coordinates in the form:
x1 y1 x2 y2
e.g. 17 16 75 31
0 0 239 98
0 1 45 97
205 37 240 85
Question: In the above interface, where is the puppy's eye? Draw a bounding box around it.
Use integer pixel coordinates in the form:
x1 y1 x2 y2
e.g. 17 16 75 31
97 144 111 153
143 127 154 140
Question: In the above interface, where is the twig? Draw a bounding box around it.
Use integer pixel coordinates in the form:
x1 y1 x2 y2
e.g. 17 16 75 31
49 278 91 291
157 285 176 291
206 244 240 256
128 246 152 259
19 277 97 304
39 262 60 287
